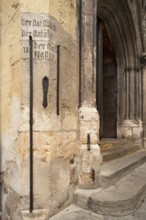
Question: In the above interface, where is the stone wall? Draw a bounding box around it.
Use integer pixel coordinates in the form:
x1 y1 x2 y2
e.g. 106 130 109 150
0 0 22 216
0 0 144 219
117 120 143 146
0 0 79 218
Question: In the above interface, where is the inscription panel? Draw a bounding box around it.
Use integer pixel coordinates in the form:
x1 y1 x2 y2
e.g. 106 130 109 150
21 13 57 61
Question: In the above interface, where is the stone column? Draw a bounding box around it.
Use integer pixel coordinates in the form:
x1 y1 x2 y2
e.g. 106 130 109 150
80 0 97 106
78 0 101 189
118 66 143 145
142 66 146 148
142 10 146 148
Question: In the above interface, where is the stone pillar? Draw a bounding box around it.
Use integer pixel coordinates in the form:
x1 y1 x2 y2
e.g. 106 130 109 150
142 66 146 148
80 0 97 106
78 0 101 189
142 10 146 148
118 67 143 145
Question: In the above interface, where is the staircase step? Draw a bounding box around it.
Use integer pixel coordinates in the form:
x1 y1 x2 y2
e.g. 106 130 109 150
100 150 146 187
50 205 101 220
99 138 128 150
101 142 140 162
74 162 146 216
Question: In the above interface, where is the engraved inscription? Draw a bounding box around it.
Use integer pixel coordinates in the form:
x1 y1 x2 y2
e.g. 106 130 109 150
21 13 57 60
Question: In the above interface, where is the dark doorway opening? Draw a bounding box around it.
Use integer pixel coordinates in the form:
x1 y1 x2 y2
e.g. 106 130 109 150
97 19 117 138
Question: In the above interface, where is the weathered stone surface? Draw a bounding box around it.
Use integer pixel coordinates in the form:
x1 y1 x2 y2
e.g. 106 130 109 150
81 0 97 106
62 112 77 130
101 142 140 162
48 198 146 220
75 162 146 216
50 205 100 220
0 0 79 218
100 150 146 188
22 209 49 220
78 107 101 188
1 0 145 219
143 67 146 148
48 0 77 40
19 158 72 213
2 188 22 220
118 120 143 144
78 144 101 189
1 211 10 220
79 107 99 144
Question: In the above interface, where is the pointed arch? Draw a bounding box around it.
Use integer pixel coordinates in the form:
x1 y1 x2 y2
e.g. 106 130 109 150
97 0 142 124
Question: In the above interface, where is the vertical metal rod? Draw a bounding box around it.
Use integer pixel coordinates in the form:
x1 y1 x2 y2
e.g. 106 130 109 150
57 45 60 115
91 169 95 181
87 133 91 151
0 143 1 212
79 0 82 107
29 36 33 213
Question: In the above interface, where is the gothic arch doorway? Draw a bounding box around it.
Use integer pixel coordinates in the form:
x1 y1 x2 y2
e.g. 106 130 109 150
79 0 142 145
97 19 117 138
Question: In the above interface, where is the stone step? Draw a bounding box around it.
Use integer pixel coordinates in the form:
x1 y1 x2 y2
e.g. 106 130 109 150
100 150 146 188
100 140 140 162
74 162 146 216
99 138 128 149
50 205 101 220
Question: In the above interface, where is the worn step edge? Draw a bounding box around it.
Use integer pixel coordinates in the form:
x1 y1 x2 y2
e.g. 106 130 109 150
89 183 146 216
99 138 128 149
102 145 140 162
74 163 146 216
74 185 146 217
100 150 146 188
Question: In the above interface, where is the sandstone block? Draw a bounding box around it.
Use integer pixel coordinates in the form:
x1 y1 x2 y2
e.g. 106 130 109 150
78 144 101 189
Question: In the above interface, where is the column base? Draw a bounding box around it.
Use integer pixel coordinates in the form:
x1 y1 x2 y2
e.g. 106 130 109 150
117 119 143 146
78 144 101 189
78 107 101 189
